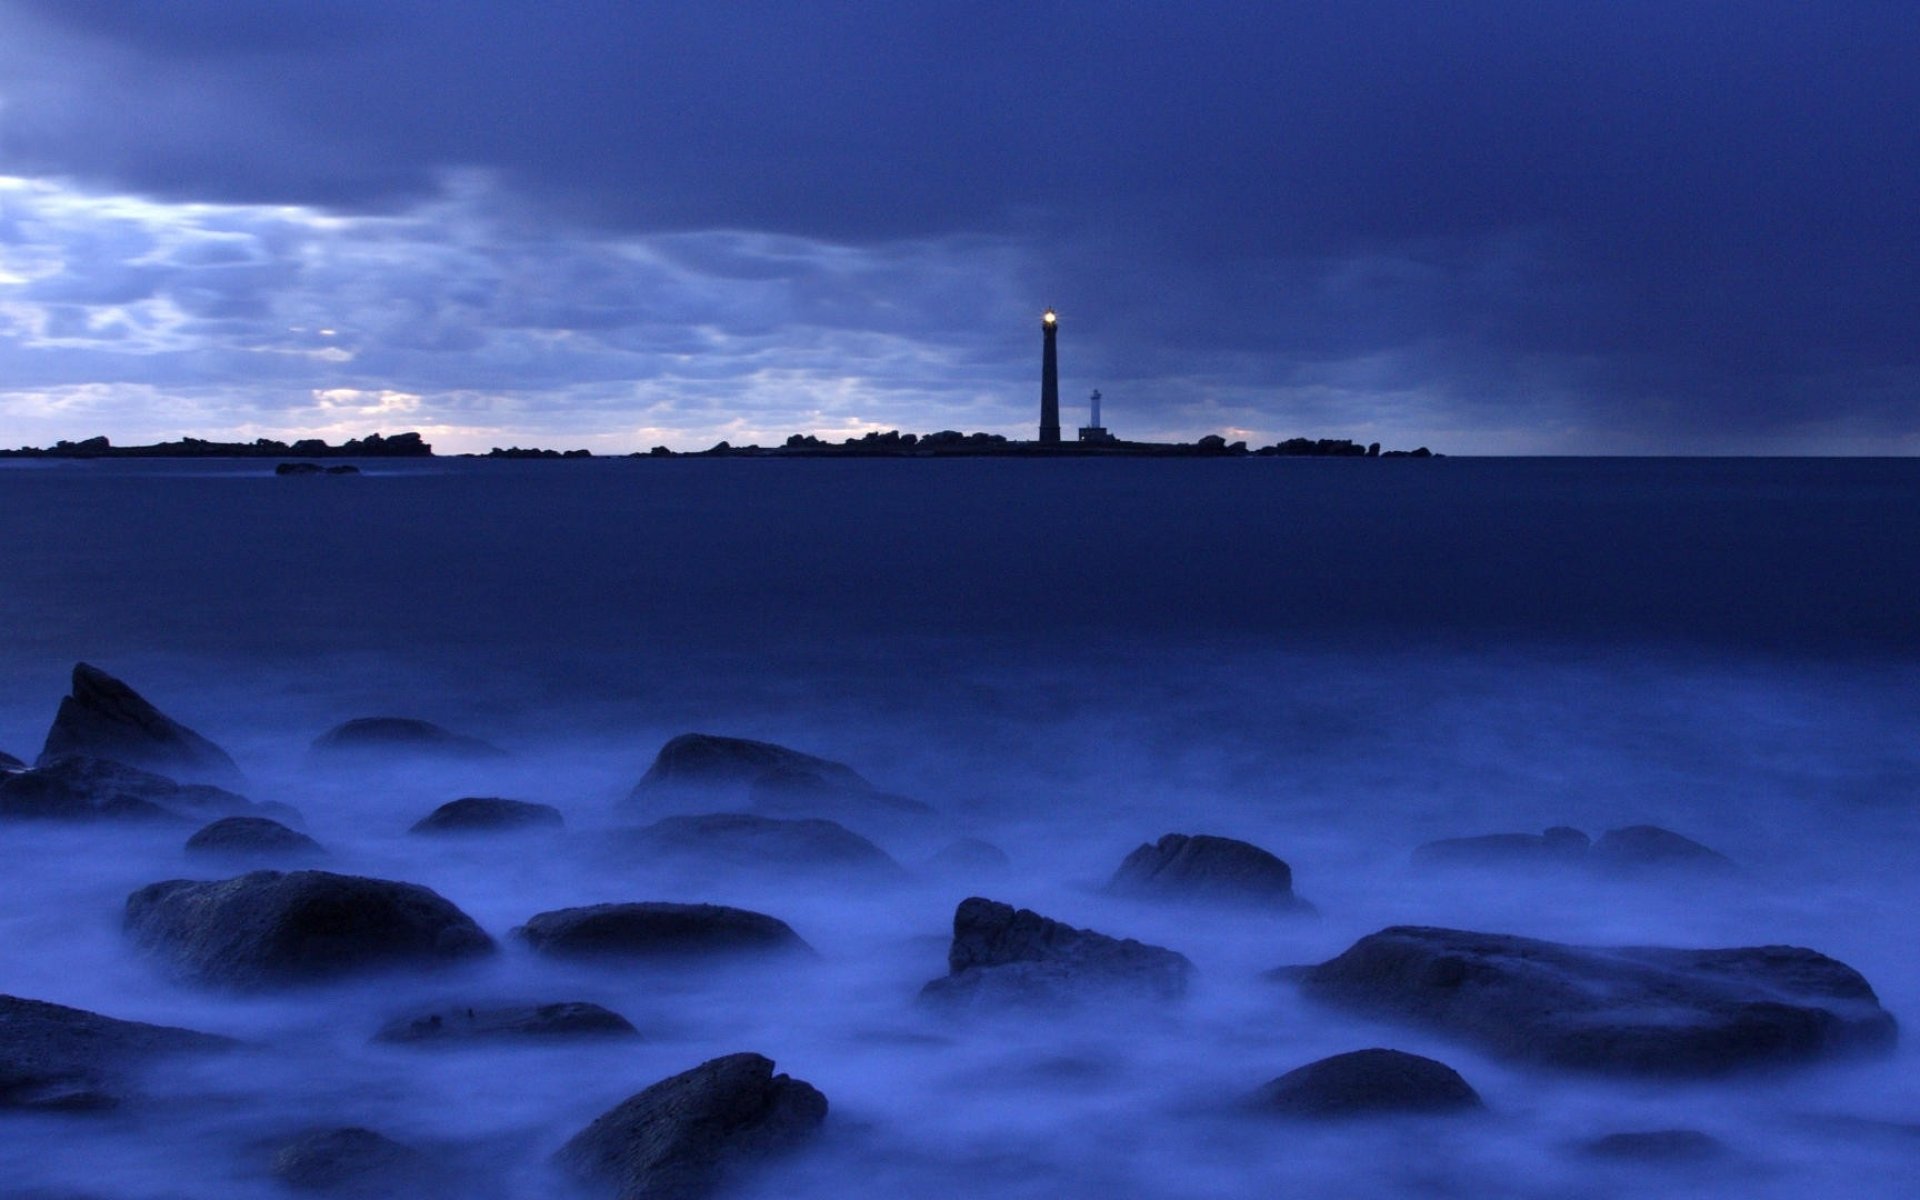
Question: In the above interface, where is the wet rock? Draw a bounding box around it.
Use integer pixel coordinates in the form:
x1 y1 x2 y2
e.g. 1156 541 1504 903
553 1052 827 1200
1413 827 1591 868
1253 1048 1482 1118
124 870 495 989
618 812 902 875
924 837 1011 874
1106 833 1312 909
1580 1129 1726 1161
1593 825 1736 872
1290 925 1897 1074
0 993 230 1111
310 718 505 760
270 1126 429 1193
630 733 870 801
515 903 811 961
185 815 324 860
36 663 239 781
918 897 1193 1010
408 797 563 835
0 756 255 822
373 1001 638 1045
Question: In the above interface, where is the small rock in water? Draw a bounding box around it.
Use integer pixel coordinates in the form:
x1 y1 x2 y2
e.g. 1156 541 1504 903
552 1052 826 1200
1253 1048 1482 1118
1105 832 1313 909
409 796 564 834
270 1126 429 1193
0 993 231 1111
372 1001 638 1044
1592 824 1736 872
1 756 255 822
923 837 1011 874
918 897 1193 1011
629 733 872 801
124 870 495 989
309 717 505 761
515 902 812 960
1580 1129 1726 1162
37 663 239 782
617 812 902 875
185 815 325 860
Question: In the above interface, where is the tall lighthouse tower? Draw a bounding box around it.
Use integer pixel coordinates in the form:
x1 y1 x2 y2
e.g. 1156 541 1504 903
1038 308 1061 444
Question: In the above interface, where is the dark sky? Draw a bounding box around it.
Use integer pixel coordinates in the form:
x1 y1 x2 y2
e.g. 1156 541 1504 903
0 2 1914 452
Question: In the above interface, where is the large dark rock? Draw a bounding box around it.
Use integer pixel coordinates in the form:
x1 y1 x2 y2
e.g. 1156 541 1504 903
37 663 238 781
1253 1048 1482 1118
1413 827 1591 868
0 993 230 1111
409 797 563 835
553 1052 827 1200
185 815 324 860
373 1001 637 1045
1105 833 1311 909
124 870 495 989
618 813 902 875
630 733 870 801
0 756 254 822
1290 925 1897 1075
310 718 504 761
919 897 1193 1010
515 903 811 961
270 1126 429 1193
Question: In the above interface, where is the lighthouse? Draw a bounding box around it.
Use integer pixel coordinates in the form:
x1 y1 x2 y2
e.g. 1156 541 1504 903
1038 309 1061 445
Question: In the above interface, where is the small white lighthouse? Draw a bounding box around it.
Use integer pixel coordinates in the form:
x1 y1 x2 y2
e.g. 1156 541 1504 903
1078 388 1114 443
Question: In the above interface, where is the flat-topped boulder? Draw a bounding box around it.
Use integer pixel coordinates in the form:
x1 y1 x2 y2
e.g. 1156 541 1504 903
409 797 563 835
1289 925 1896 1075
553 1052 826 1200
373 1001 637 1045
185 815 324 860
1413 825 1733 875
1 756 255 822
1106 833 1312 909
1592 825 1735 871
124 870 495 989
919 897 1193 1011
1254 1048 1482 1118
310 717 505 760
515 903 811 961
630 733 871 801
1 993 231 1111
269 1126 429 1193
37 663 238 781
618 813 902 875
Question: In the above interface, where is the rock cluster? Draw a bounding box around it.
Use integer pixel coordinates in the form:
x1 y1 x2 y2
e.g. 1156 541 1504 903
1 756 255 823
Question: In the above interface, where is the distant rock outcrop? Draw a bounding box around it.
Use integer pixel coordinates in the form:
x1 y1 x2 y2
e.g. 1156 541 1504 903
1592 825 1735 871
1413 827 1591 868
919 897 1193 1011
1287 925 1896 1075
184 815 325 861
373 1001 637 1045
1579 1129 1726 1162
0 993 231 1111
553 1053 827 1200
37 663 238 781
630 734 870 801
310 717 504 761
1 756 255 822
409 797 563 835
124 870 495 989
617 813 902 876
1413 825 1733 875
1105 833 1312 909
924 837 1011 875
274 462 360 476
1253 1049 1482 1118
514 903 811 961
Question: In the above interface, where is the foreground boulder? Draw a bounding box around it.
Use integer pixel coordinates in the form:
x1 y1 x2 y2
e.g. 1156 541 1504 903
270 1126 429 1192
37 663 238 781
919 897 1193 1010
1413 825 1733 875
185 815 324 860
630 733 870 801
409 797 563 835
1290 925 1896 1074
1106 833 1312 909
0 756 254 822
0 994 230 1111
374 1001 638 1045
618 813 901 875
1254 1048 1482 1118
124 870 495 989
310 718 504 760
515 903 811 961
553 1053 826 1200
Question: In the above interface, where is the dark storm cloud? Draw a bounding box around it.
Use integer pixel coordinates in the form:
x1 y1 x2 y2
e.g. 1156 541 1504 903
0 1 1916 449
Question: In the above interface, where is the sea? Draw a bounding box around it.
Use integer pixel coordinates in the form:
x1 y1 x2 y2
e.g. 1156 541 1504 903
1 455 1916 1197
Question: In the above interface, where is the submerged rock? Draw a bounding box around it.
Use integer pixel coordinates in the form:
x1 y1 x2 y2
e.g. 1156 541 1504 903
1579 1129 1726 1162
1105 833 1312 909
924 837 1011 874
919 897 1193 1010
270 1126 428 1193
1412 825 1733 875
185 815 324 860
373 1001 637 1045
310 718 505 760
409 797 563 835
745 764 933 828
1290 925 1896 1074
1592 825 1736 871
124 870 495 989
553 1052 827 1200
618 812 902 875
0 756 254 822
515 903 811 961
0 993 230 1111
1254 1048 1482 1118
36 663 239 781
1413 827 1591 868
630 733 870 801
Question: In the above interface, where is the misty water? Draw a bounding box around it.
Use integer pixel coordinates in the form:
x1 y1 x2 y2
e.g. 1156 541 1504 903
2 456 1918 1198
